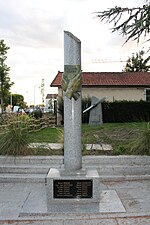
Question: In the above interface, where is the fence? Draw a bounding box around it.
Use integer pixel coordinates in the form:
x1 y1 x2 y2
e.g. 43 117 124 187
27 116 56 132
0 114 56 134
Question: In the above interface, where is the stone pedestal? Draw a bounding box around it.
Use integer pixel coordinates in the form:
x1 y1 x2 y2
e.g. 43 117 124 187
46 168 100 213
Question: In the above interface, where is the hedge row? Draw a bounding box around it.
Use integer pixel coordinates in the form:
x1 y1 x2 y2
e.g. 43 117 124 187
57 96 91 124
57 97 150 123
102 101 150 123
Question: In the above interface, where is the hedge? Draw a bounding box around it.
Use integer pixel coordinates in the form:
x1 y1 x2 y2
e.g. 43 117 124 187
102 101 150 123
57 96 91 124
57 97 150 123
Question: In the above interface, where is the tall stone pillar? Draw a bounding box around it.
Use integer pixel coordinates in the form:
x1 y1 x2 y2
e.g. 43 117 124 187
46 31 100 213
62 31 82 171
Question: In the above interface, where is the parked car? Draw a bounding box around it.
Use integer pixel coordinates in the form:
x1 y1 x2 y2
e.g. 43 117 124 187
40 107 51 113
25 107 42 119
17 108 25 115
13 106 25 115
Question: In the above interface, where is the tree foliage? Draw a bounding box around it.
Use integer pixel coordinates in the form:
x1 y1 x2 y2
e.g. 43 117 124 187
0 40 14 108
11 94 25 108
96 1 150 43
123 50 150 72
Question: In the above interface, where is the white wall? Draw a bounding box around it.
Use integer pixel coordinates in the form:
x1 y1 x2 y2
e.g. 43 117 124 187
82 87 145 102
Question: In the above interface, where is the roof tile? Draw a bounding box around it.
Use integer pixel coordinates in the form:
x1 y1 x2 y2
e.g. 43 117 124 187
51 71 150 87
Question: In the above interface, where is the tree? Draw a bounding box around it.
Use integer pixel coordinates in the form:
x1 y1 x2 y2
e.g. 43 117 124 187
96 1 150 43
0 40 14 110
48 99 53 112
123 50 150 72
11 94 26 108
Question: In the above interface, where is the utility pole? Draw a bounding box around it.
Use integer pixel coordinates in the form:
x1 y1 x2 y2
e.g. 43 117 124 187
41 78 44 105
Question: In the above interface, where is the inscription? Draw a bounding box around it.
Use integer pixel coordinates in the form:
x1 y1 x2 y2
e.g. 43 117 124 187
54 180 93 199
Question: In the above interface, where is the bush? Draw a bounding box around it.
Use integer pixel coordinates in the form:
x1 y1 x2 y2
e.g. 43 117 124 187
57 95 91 124
0 115 31 155
102 101 150 122
31 108 42 119
113 145 127 155
129 123 150 155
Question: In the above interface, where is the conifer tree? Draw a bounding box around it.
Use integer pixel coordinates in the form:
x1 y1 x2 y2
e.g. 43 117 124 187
96 1 150 44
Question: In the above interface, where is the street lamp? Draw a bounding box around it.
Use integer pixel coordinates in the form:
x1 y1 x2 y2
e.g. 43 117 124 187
10 93 12 112
34 85 36 107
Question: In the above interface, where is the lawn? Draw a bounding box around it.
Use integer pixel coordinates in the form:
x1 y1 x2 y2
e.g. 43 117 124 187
29 127 61 143
29 122 149 155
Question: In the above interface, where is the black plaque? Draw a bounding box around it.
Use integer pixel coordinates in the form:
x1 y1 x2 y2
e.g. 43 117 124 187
54 180 93 199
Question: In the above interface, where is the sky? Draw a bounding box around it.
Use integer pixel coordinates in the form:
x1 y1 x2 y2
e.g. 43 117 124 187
0 0 149 106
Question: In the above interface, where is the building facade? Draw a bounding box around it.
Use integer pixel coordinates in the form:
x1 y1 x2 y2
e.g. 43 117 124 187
51 71 150 124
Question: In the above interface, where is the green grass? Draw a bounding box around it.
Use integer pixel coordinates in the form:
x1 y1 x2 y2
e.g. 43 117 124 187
82 122 148 155
29 127 63 143
1 122 149 156
28 122 149 155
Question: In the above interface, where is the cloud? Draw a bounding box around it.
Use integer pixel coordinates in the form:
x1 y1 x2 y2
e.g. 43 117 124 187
0 0 65 48
0 0 148 105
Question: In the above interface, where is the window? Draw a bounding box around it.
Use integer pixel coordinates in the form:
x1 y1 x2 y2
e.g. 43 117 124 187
145 89 150 102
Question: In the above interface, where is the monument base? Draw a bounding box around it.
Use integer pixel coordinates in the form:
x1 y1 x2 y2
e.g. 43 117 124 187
46 167 100 213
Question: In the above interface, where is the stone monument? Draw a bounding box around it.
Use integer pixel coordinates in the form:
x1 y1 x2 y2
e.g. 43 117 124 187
46 31 100 213
83 96 106 126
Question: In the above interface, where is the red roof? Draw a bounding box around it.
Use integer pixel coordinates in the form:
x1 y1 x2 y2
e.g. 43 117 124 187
51 71 150 87
46 94 58 99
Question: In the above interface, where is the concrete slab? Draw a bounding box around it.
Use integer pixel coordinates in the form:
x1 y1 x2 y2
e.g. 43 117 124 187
117 217 150 225
0 155 150 167
0 156 149 224
20 185 47 215
0 183 32 220
29 143 63 150
0 164 50 174
20 187 125 215
29 143 113 151
85 144 112 151
0 221 64 225
100 190 126 213
0 156 150 183
64 218 118 225
0 173 46 183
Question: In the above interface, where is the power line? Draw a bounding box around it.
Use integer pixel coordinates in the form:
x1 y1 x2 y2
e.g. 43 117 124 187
91 59 127 63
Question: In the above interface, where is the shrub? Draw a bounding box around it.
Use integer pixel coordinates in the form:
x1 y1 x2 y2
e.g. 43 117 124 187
57 95 91 124
113 145 127 155
130 123 150 155
0 115 31 155
102 101 150 122
31 108 42 119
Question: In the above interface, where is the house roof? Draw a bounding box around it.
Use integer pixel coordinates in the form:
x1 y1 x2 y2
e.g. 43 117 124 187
50 71 150 87
46 94 58 99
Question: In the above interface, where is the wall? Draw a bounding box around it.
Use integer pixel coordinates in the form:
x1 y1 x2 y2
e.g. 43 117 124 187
82 87 145 102
57 86 146 125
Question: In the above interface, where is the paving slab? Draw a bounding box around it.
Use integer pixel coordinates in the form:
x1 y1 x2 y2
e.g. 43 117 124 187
85 144 112 151
0 156 149 224
20 188 125 215
29 143 113 151
29 143 63 150
0 179 148 219
64 218 118 225
100 190 126 213
0 155 150 166
117 217 150 225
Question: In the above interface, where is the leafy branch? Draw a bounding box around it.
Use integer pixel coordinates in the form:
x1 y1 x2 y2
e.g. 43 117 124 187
96 3 150 43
